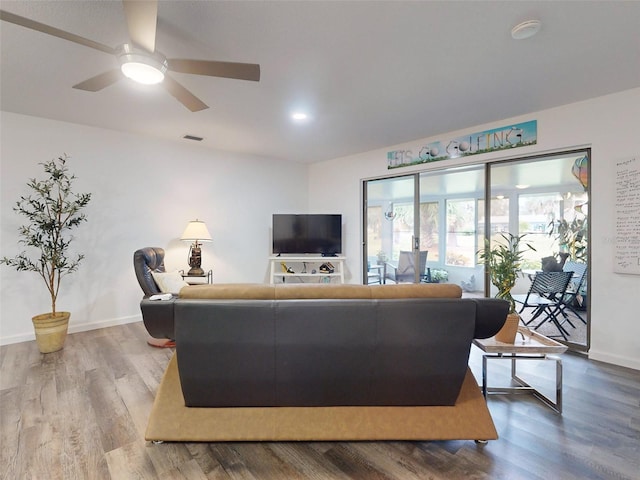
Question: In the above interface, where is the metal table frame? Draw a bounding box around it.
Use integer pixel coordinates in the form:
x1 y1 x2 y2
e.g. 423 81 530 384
473 327 567 414
480 352 563 413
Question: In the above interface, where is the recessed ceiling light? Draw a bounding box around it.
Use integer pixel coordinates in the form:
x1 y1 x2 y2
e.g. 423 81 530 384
511 20 541 40
515 184 530 189
291 112 308 121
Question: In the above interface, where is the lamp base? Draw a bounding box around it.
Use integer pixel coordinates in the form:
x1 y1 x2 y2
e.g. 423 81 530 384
186 267 205 276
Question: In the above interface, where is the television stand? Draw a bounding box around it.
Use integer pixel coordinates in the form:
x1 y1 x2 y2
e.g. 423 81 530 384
269 255 345 284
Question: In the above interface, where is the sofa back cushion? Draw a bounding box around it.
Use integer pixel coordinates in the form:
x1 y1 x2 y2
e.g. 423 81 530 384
179 282 463 300
174 296 495 408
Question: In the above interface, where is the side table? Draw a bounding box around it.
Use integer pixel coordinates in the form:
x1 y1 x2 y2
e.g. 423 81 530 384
473 326 568 413
181 270 213 285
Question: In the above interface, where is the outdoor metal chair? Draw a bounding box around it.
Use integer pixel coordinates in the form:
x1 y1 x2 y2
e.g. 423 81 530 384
513 271 573 340
559 261 588 325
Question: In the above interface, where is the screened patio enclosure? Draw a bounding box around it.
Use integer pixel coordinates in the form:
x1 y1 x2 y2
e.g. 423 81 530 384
362 150 590 350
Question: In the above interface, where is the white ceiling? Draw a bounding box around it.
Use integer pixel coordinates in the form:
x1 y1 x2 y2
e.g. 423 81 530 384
1 1 639 164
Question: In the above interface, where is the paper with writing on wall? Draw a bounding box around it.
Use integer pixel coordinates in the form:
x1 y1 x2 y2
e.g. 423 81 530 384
614 157 640 274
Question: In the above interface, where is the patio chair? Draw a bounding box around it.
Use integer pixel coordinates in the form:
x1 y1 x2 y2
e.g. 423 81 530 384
366 257 382 285
385 250 428 283
559 261 588 325
513 271 573 340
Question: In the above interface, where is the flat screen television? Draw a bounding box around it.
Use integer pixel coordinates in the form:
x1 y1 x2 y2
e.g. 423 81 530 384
272 214 342 256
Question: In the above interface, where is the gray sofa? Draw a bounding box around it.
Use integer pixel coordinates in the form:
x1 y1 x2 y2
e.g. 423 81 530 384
174 283 508 408
145 282 509 442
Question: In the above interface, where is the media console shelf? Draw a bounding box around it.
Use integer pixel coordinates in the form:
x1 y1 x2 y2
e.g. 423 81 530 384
269 256 345 284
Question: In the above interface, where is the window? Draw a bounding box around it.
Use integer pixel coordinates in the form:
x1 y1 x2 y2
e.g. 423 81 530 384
419 201 439 261
446 199 476 267
390 202 413 260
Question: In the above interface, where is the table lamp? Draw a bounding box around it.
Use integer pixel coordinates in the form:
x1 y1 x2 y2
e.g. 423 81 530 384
180 219 212 276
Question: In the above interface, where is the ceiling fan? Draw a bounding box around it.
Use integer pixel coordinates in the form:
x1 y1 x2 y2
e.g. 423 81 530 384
0 1 260 111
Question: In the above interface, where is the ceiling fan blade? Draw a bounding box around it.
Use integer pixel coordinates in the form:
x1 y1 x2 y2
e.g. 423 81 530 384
122 0 158 53
73 70 122 91
162 74 208 112
167 59 260 82
0 9 115 55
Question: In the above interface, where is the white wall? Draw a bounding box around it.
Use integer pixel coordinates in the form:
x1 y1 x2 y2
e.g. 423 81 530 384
1 112 308 344
309 87 640 371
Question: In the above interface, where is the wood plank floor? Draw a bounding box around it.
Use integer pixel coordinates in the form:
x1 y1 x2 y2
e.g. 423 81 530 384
1 321 638 480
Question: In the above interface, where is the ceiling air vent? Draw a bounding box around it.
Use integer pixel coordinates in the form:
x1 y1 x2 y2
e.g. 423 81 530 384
183 134 204 141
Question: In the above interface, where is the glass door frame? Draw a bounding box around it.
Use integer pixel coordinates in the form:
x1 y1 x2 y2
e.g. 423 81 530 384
362 173 422 284
362 148 591 352
483 149 591 352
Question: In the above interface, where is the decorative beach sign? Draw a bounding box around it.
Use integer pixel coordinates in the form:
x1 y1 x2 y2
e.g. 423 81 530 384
387 120 537 169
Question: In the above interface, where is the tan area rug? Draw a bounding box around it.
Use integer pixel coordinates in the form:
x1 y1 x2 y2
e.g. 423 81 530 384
145 354 498 442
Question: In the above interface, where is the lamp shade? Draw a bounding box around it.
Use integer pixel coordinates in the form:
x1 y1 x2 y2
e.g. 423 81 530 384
180 220 212 242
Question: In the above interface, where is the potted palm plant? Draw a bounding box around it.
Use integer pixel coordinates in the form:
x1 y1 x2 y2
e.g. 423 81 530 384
478 232 535 343
1 155 91 353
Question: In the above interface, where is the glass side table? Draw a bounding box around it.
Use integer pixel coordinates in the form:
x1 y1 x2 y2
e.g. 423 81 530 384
180 269 213 285
473 326 568 413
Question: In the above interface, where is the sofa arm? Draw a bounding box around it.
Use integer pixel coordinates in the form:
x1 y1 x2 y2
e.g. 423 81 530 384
140 297 176 340
470 298 510 339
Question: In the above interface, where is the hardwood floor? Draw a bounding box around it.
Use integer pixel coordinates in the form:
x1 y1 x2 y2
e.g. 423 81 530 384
1 321 638 480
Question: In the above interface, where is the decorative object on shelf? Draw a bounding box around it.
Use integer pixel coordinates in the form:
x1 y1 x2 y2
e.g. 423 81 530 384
319 262 335 274
1 155 91 353
180 219 212 276
280 262 294 274
477 233 536 343
269 256 346 284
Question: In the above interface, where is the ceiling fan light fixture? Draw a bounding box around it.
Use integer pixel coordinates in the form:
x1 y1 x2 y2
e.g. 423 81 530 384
121 61 164 84
118 44 167 85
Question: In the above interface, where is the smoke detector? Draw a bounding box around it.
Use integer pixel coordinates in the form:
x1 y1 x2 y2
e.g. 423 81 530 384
511 20 541 40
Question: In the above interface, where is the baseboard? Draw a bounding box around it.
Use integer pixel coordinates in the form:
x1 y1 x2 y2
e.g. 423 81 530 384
0 314 142 346
588 350 640 371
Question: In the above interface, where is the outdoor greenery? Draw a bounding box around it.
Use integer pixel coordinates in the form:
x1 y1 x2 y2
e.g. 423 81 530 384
1 155 91 315
429 268 448 283
477 233 536 313
548 215 588 262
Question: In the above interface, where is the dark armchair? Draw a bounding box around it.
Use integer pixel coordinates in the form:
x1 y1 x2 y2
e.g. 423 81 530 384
133 247 176 347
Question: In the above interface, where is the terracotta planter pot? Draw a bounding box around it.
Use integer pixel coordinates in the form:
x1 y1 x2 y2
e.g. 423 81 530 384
32 312 70 353
495 312 520 344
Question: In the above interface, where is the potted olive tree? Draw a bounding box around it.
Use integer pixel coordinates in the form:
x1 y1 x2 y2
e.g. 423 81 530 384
478 232 535 343
1 155 91 353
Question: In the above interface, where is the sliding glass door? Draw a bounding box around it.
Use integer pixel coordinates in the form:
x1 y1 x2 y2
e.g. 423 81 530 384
362 150 590 350
488 152 589 350
363 164 486 287
363 175 421 284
